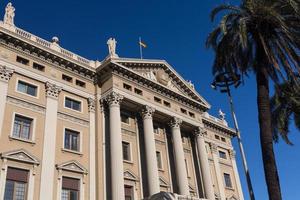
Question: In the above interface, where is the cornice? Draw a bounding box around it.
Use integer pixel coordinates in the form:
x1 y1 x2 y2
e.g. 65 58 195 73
202 117 236 137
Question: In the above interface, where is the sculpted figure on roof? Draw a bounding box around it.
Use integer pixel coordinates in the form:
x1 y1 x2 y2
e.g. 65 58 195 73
4 3 15 26
107 37 118 58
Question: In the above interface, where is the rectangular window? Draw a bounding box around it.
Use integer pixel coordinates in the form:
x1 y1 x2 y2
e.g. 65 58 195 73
62 74 73 83
224 173 233 188
65 97 81 111
61 177 80 200
123 83 132 91
122 142 131 161
154 97 162 104
185 159 189 176
16 56 29 65
13 115 33 140
32 62 45 71
64 129 80 152
153 125 159 134
221 137 226 142
124 185 134 200
134 88 143 96
75 80 86 88
219 151 227 159
156 151 162 169
189 112 195 118
4 167 29 200
181 108 187 114
17 81 37 97
121 113 130 124
163 101 171 108
215 135 220 140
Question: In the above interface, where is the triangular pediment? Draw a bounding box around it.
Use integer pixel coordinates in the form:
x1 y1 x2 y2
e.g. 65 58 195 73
1 149 39 165
124 170 138 181
112 58 210 109
56 160 88 174
227 194 238 200
159 177 169 187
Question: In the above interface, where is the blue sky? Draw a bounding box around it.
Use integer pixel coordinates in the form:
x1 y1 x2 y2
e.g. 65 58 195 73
1 1 299 199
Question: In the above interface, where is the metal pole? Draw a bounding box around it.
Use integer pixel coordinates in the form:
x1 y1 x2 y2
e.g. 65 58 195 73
226 82 256 200
139 37 143 59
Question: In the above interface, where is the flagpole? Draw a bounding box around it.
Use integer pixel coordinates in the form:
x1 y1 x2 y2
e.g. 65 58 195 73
139 37 143 59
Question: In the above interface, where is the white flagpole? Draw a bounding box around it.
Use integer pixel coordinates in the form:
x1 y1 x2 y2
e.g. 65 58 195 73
139 37 143 59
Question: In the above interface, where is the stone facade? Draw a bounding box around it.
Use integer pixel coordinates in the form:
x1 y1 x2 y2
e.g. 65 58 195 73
0 3 243 200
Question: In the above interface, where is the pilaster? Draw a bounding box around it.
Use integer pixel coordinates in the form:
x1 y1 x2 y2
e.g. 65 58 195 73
88 97 96 200
229 149 244 200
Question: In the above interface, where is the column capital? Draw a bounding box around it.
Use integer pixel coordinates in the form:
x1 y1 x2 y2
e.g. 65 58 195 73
0 65 14 82
194 126 206 138
210 142 218 154
229 149 236 159
45 82 62 99
141 105 155 119
169 117 182 129
88 97 96 113
104 91 123 106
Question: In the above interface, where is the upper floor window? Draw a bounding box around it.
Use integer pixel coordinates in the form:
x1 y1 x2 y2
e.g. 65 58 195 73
223 173 233 188
62 74 73 83
13 115 33 140
32 62 45 71
153 125 159 134
16 56 29 65
121 113 130 124
61 177 80 200
221 137 226 142
184 158 189 176
76 80 86 88
65 97 81 112
64 129 80 152
219 151 227 159
189 112 195 118
163 101 171 108
122 142 131 161
4 167 29 200
156 151 162 169
154 96 162 104
123 83 132 91
215 135 220 140
181 108 187 114
124 185 134 200
17 81 37 97
134 88 143 96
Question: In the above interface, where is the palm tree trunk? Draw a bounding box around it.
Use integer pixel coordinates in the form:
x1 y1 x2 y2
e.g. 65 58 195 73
256 66 282 200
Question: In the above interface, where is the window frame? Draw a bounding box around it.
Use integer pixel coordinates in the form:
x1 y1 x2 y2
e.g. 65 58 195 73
63 127 82 154
219 150 227 159
122 141 132 162
64 96 83 113
15 78 39 98
16 56 29 66
60 176 82 200
121 113 130 125
223 173 233 188
124 184 135 200
156 151 163 170
32 62 45 72
10 112 36 143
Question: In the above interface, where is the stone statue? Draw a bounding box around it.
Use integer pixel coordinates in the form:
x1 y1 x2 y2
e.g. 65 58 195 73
4 3 15 26
219 109 226 120
187 80 195 89
107 38 117 57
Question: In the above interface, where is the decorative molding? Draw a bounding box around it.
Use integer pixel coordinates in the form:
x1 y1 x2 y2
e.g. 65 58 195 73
159 177 169 187
104 91 123 106
210 143 218 154
194 126 206 138
124 170 138 181
57 112 89 127
7 95 46 113
169 117 182 129
140 105 155 119
0 64 14 82
56 160 88 174
45 82 62 99
1 149 40 165
228 149 236 159
87 97 95 112
121 128 136 136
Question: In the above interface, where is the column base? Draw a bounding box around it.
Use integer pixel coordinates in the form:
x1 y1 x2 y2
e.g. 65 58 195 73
144 192 208 200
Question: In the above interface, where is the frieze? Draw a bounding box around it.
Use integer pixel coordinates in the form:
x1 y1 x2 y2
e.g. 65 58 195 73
7 95 46 114
57 112 89 127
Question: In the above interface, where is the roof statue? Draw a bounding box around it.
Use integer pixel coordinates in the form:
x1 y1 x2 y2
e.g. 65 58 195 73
107 37 118 58
4 2 15 26
219 109 226 121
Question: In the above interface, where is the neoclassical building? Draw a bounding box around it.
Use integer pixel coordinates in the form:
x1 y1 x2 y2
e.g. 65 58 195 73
0 3 244 200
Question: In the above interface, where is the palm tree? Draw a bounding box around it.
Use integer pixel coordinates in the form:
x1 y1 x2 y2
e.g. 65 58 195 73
271 77 300 145
206 0 300 199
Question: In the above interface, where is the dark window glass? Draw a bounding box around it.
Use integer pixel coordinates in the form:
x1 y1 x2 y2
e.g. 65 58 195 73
75 80 86 88
64 129 80 151
224 173 233 188
123 83 132 91
121 114 130 124
62 74 73 83
163 101 171 108
33 62 45 71
17 81 37 96
62 177 80 200
215 135 220 140
221 137 226 142
124 185 134 200
154 97 162 103
219 151 227 159
13 115 33 140
156 151 162 169
134 88 143 95
122 142 131 161
16 56 29 65
4 168 28 200
65 97 81 111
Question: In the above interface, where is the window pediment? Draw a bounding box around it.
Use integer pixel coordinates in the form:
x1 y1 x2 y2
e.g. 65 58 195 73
56 160 88 174
124 170 138 181
159 177 169 187
1 149 39 165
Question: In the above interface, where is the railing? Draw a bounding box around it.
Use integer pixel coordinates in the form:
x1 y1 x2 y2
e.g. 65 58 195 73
0 22 94 68
203 112 228 126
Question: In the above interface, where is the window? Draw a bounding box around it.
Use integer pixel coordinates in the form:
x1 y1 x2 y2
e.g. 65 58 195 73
61 177 80 200
219 151 227 159
224 173 233 188
124 185 134 200
121 113 130 124
123 83 132 91
156 151 162 169
154 97 162 104
215 135 220 140
163 101 171 108
75 80 86 88
32 62 45 71
17 81 37 97
122 142 131 161
181 108 187 114
134 88 143 96
13 115 33 140
64 129 80 152
65 97 81 111
153 125 159 134
62 74 73 83
16 56 29 65
184 159 189 176
4 167 29 200
221 137 226 142
189 112 195 118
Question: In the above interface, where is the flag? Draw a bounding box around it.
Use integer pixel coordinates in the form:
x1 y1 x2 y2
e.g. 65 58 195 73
139 41 147 48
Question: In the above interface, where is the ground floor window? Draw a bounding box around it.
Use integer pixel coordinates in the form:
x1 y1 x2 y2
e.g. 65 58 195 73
124 185 134 200
61 177 80 200
4 167 29 200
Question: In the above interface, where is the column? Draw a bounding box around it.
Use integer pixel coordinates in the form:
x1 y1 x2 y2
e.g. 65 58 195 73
0 65 14 138
229 150 244 200
194 127 214 200
39 82 62 200
88 98 96 200
169 117 189 196
104 91 124 200
141 105 160 196
211 143 226 200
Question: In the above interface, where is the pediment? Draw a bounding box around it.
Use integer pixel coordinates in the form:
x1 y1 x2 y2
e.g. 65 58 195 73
227 194 238 200
189 185 195 192
112 58 210 108
124 170 138 181
56 160 88 174
1 149 39 165
159 177 169 187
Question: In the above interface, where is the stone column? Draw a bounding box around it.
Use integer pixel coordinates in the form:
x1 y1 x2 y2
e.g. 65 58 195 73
105 91 124 200
88 98 96 200
39 82 62 200
169 117 189 196
141 105 160 196
194 127 214 200
229 150 244 200
211 143 226 200
0 65 14 138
